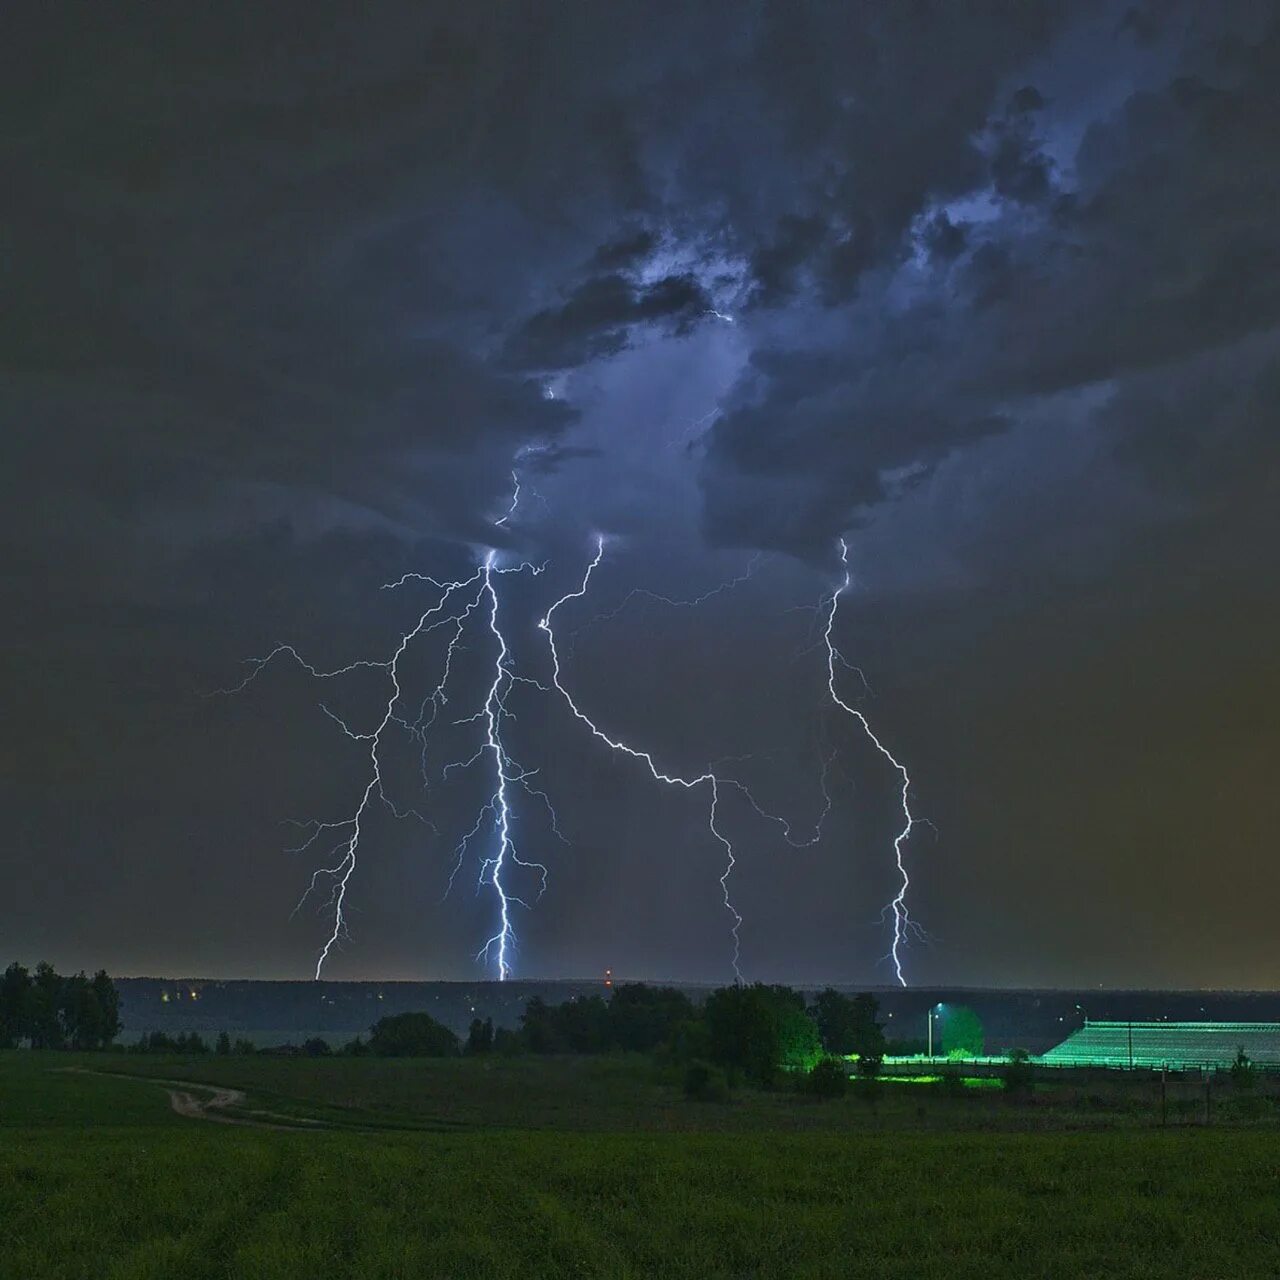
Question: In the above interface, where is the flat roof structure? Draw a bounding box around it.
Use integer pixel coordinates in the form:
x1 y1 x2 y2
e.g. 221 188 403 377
1042 1021 1280 1070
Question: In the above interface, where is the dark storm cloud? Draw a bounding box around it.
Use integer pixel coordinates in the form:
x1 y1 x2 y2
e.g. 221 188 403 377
6 0 1279 988
589 228 660 271
503 272 710 371
698 4 1280 559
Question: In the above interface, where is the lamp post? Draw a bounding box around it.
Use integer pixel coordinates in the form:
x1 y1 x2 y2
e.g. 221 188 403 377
928 1003 943 1060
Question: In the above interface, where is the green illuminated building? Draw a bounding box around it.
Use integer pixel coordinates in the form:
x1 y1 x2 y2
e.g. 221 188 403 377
1042 1021 1280 1070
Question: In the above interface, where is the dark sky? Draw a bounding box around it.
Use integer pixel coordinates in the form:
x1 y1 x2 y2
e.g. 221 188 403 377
5 2 1279 987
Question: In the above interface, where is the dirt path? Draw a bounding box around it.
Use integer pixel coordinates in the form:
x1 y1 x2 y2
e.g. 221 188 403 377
165 1083 248 1122
57 1067 324 1130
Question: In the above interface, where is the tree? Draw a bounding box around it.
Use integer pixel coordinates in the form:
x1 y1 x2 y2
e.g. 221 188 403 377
0 963 31 1047
368 1012 459 1057
849 994 886 1074
667 1015 711 1064
941 1005 984 1058
0 963 120 1050
704 984 820 1087
777 1001 823 1074
466 1017 495 1055
302 1037 332 1057
812 989 857 1055
27 962 65 1049
608 984 695 1052
89 971 122 1047
62 972 103 1049
216 1031 232 1055
519 997 561 1053
557 996 611 1053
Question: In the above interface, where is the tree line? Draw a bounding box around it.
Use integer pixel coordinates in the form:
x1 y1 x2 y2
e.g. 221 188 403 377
1 962 121 1049
363 983 892 1094
122 983 891 1089
77 975 994 1098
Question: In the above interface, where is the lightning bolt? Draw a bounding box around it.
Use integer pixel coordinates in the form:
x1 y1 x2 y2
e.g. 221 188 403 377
457 548 552 980
540 537 831 980
217 471 921 986
538 537 746 976
823 536 920 986
216 467 562 979
218 569 487 976
581 552 762 630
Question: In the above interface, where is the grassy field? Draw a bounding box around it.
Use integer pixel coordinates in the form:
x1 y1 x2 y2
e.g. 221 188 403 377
3 1052 1279 1278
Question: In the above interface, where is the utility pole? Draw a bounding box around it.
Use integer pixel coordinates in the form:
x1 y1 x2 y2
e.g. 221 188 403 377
1128 1022 1134 1070
927 1008 933 1059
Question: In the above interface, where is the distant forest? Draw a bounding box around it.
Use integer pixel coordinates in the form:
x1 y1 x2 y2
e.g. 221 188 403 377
1 962 121 1049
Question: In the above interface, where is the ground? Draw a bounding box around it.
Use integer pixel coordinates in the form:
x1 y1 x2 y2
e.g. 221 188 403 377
2 1051 1278 1278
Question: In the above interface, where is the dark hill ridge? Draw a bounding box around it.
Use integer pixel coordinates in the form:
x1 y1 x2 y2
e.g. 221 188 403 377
115 979 1280 1053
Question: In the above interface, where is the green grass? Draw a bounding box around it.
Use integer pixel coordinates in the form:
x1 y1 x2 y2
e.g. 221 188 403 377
5 1052 1280 1278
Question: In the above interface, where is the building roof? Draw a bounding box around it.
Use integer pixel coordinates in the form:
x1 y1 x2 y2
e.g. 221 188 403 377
1042 1021 1280 1069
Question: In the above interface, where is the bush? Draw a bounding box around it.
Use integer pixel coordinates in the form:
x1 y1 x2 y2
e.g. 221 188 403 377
933 1067 968 1098
807 1057 849 1099
1230 1047 1257 1090
684 1060 730 1102
368 1012 459 1057
1003 1047 1034 1093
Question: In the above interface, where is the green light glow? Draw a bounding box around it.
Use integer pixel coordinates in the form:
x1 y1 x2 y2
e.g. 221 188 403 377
881 1075 1002 1089
1043 1021 1280 1070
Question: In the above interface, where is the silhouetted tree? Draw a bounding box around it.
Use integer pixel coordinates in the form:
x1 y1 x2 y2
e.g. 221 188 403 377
216 1031 232 1055
811 989 857 1054
368 1011 459 1057
557 996 610 1053
0 963 31 1048
27 962 65 1049
89 970 122 1047
519 997 562 1053
704 984 821 1086
466 1017 495 1055
850 994 886 1076
0 963 120 1049
608 984 695 1052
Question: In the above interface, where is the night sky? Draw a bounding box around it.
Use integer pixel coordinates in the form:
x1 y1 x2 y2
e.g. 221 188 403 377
5 3 1279 988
